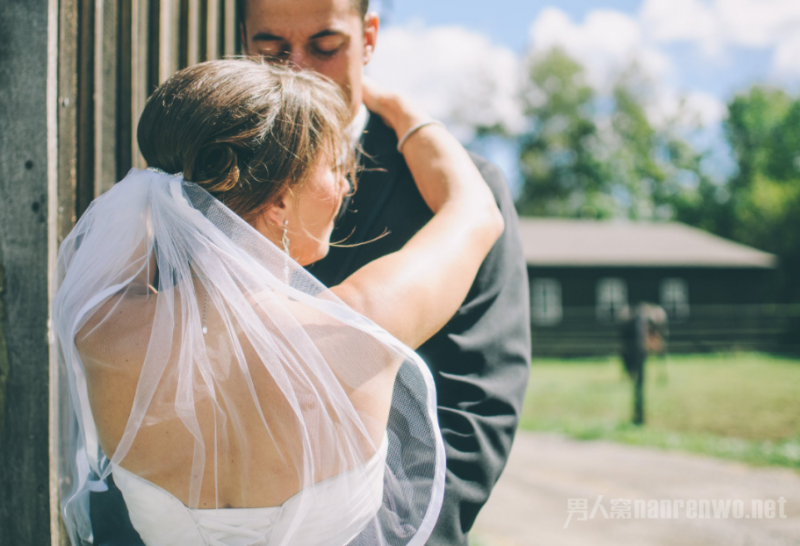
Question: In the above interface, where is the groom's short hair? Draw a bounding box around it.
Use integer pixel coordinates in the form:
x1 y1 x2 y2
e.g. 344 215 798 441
237 0 370 22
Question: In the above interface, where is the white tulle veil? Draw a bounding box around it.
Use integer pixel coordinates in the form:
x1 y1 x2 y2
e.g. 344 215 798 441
53 168 445 545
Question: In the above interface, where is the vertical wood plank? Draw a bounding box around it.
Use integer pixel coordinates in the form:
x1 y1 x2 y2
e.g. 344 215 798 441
0 0 58 543
76 0 95 217
206 0 220 60
48 0 67 542
222 0 236 56
234 0 242 55
131 0 150 169
118 0 134 178
159 0 181 83
52 2 80 542
179 0 189 68
94 0 118 195
186 0 201 66
148 0 160 95
198 0 209 61
57 0 80 240
206 0 223 60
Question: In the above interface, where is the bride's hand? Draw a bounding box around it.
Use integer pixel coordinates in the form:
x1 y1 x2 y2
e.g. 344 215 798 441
333 79 504 350
361 78 427 140
361 78 454 214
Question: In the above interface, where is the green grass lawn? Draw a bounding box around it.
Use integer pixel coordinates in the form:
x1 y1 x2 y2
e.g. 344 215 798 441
519 352 800 470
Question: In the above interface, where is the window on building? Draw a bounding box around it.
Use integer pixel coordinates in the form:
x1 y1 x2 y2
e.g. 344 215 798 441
660 278 690 321
531 279 562 326
596 278 627 323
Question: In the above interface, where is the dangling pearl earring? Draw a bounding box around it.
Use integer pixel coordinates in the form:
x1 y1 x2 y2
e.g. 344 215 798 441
282 219 290 283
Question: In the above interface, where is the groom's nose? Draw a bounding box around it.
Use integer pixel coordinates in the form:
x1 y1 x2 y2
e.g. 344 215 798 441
288 50 311 71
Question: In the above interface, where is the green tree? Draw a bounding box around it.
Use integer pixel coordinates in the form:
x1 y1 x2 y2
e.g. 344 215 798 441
600 66 709 221
516 49 711 222
719 87 800 302
767 100 800 181
516 48 605 217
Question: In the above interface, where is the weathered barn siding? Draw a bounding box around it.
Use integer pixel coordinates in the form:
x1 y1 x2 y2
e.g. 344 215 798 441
0 1 59 544
0 2 241 543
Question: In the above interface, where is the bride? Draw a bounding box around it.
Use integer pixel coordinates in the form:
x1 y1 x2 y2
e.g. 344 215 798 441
53 58 503 546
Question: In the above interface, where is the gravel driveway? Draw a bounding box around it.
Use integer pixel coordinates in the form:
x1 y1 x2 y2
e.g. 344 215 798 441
471 432 800 546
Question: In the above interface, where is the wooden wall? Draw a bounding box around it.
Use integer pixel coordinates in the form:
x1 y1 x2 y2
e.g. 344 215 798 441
529 304 800 357
59 0 241 222
528 266 798 357
0 1 59 544
0 2 240 544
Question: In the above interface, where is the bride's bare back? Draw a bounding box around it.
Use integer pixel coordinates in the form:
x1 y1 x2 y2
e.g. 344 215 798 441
77 280 399 509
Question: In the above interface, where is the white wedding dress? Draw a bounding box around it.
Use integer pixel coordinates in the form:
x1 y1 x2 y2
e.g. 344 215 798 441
112 434 388 546
53 169 445 546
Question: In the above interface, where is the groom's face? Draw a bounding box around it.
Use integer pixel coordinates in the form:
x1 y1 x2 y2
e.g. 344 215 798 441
242 0 378 118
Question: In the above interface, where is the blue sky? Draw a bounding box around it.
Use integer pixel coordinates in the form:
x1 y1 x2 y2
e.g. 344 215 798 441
366 0 800 191
378 0 796 103
385 0 643 52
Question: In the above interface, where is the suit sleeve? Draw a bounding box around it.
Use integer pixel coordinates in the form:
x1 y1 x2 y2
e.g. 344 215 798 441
419 156 531 545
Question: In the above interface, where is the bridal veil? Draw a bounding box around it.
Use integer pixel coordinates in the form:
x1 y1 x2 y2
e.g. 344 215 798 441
52 168 445 545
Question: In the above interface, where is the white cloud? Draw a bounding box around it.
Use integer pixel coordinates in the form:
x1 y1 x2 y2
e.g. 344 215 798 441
640 0 800 77
525 8 728 129
366 24 524 140
649 90 727 128
640 0 722 57
684 91 728 126
529 8 673 90
773 34 800 79
714 0 800 48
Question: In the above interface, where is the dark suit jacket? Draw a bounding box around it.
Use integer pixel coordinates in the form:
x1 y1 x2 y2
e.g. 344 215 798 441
89 113 530 546
307 113 531 546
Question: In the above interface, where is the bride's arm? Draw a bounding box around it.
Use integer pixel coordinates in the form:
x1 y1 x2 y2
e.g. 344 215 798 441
330 80 504 350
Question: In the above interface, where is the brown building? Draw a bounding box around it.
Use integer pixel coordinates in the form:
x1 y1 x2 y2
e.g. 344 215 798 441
518 219 793 356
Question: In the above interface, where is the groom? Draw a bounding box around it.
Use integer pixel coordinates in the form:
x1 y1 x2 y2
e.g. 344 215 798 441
240 1 531 544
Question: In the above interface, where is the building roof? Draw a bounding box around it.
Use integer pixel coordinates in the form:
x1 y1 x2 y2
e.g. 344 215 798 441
518 219 777 268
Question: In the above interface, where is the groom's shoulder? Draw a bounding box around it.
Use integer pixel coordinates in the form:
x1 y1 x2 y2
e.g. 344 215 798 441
361 112 514 205
466 151 514 206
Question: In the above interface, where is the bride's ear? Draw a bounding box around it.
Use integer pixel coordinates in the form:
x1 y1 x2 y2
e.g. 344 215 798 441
261 193 292 230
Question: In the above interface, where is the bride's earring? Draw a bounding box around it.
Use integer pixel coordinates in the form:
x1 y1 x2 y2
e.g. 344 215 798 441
282 219 290 283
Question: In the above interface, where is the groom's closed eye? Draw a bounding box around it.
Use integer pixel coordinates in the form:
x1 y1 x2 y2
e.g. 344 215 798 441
252 34 291 59
312 35 348 57
251 30 350 63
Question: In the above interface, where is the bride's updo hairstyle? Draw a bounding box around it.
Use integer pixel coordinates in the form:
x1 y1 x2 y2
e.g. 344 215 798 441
137 58 355 223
